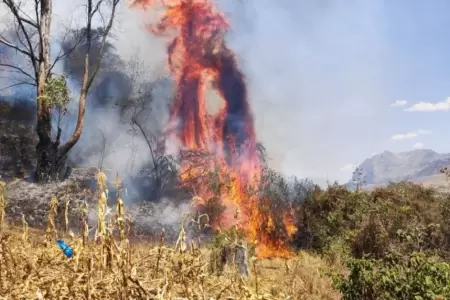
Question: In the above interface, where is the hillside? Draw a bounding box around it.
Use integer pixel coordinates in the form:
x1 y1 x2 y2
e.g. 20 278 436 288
348 149 450 189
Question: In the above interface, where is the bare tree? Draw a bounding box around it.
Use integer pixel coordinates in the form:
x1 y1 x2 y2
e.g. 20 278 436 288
127 94 177 201
97 128 120 171
352 166 365 191
0 0 121 182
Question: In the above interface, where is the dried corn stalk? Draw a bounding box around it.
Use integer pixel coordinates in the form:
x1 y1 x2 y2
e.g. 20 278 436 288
81 201 89 246
45 196 58 244
95 171 108 243
0 181 5 229
175 214 188 253
21 214 28 243
114 174 126 244
64 199 71 235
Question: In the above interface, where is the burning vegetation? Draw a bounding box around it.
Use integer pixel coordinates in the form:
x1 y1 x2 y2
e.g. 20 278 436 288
133 0 297 258
3 1 450 299
0 172 341 299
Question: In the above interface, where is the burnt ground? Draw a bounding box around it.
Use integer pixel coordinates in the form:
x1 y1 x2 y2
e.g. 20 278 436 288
4 166 188 241
0 100 36 180
0 100 191 242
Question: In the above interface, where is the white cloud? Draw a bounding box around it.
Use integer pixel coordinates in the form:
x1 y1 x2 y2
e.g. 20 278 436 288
390 129 432 141
391 132 418 140
390 100 407 107
340 164 356 172
412 142 424 149
405 98 450 112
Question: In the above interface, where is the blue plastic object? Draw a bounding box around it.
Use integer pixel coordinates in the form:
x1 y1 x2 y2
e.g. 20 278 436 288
56 239 73 258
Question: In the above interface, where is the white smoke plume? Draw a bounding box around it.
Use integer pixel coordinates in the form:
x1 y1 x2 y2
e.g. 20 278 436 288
1 0 398 187
0 1 171 180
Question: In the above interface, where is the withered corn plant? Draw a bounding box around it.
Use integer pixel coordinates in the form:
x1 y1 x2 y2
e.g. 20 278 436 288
45 196 58 244
64 199 70 235
0 170 340 299
21 214 28 243
0 181 5 230
81 201 89 246
95 171 108 243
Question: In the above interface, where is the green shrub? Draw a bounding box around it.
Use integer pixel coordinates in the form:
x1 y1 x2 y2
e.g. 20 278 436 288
333 252 450 300
296 181 450 260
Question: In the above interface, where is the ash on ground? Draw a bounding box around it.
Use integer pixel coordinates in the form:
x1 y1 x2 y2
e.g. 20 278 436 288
3 167 194 242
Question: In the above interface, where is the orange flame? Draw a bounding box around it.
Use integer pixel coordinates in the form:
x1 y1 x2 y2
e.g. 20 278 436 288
132 0 296 258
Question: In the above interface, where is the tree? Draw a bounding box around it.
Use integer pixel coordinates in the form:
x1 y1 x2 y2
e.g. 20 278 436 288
60 26 132 109
126 87 177 201
352 167 365 191
0 0 121 182
111 55 178 201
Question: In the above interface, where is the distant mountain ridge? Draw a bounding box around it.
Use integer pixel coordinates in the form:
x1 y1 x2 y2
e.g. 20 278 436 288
349 149 450 187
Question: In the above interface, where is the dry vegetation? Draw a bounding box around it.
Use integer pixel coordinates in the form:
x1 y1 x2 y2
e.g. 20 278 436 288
2 152 449 299
0 172 340 300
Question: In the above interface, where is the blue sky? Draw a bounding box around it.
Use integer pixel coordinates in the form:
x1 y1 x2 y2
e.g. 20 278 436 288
383 0 450 153
2 0 450 183
382 1 450 158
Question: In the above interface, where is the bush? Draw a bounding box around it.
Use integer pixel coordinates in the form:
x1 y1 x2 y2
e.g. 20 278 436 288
333 252 450 300
295 182 450 260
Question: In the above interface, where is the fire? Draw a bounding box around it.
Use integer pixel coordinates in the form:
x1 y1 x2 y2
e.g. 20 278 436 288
132 0 297 258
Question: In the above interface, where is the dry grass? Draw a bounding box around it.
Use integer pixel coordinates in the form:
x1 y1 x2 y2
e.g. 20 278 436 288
0 180 5 231
0 172 341 299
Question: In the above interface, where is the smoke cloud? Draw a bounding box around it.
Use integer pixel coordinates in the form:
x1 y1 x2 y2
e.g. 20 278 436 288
0 0 398 187
214 0 396 183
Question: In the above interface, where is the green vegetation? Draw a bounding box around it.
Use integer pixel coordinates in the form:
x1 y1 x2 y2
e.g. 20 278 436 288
333 253 450 300
294 181 450 299
190 167 450 299
38 75 71 110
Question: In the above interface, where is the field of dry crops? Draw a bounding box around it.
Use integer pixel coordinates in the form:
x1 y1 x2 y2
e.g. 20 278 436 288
0 174 340 300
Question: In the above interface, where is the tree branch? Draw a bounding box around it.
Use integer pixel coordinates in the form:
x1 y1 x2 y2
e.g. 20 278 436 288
16 4 39 28
0 35 36 61
0 80 35 92
59 0 121 156
0 63 35 81
2 0 40 81
34 0 40 27
132 107 158 171
86 0 118 90
48 28 88 75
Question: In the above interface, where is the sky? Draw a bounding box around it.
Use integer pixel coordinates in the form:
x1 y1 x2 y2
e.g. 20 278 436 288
2 0 450 183
216 0 450 183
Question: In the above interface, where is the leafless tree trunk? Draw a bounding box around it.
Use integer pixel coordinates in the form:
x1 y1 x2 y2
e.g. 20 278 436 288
0 0 121 182
114 56 178 200
119 88 176 200
352 167 365 191
131 105 165 201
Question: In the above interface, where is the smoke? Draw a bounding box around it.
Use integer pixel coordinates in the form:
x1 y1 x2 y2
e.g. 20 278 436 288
0 2 176 200
57 3 173 185
87 197 192 237
0 1 195 235
215 0 394 182
0 0 397 187
131 197 192 232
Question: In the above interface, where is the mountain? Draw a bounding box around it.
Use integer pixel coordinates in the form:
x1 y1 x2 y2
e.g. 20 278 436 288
348 149 450 188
